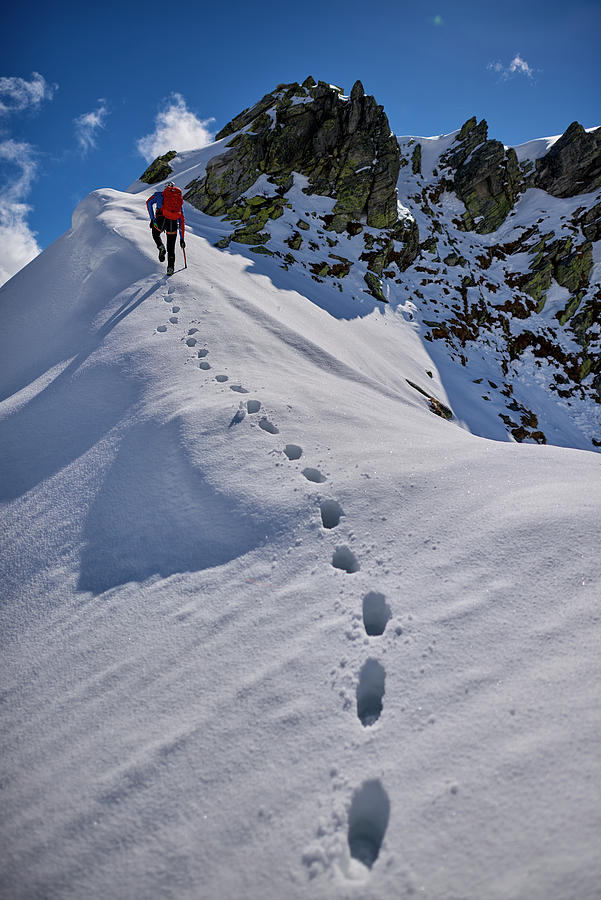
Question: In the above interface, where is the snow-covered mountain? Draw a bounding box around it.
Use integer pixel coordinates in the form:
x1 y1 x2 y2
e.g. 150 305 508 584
1 79 600 900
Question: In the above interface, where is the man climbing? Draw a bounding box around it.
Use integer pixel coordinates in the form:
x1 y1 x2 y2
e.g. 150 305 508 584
147 182 186 276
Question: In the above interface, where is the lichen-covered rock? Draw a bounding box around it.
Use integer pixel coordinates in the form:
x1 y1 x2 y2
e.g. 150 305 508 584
533 122 601 198
442 118 489 170
411 144 422 175
184 79 401 234
286 232 303 251
139 151 177 184
454 140 521 233
507 234 593 312
554 240 593 294
364 270 388 302
440 118 522 233
578 200 601 242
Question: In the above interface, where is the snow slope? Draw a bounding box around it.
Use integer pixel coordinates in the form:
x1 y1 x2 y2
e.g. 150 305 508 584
1 181 600 900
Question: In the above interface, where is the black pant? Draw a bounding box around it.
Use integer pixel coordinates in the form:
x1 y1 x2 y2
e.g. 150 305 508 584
151 212 178 267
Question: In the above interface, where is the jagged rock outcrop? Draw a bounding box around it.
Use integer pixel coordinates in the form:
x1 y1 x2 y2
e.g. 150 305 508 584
506 231 593 317
533 122 601 197
184 78 401 233
139 151 177 184
442 118 522 233
578 200 601 242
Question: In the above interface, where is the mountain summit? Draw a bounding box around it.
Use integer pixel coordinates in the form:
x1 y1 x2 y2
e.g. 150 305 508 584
139 78 601 450
1 78 600 900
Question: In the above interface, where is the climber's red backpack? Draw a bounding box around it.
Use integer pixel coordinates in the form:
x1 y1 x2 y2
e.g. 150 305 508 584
162 184 183 219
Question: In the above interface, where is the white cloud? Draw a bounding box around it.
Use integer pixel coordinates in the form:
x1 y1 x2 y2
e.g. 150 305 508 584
0 140 40 286
0 72 57 116
487 54 534 81
74 100 108 153
137 94 215 162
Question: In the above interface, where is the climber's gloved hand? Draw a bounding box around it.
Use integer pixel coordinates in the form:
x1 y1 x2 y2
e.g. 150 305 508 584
180 239 186 249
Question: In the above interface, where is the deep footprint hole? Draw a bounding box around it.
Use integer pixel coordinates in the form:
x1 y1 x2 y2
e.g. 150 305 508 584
302 467 326 483
197 349 209 358
284 444 302 461
199 361 211 370
259 417 279 434
332 546 359 574
230 385 249 394
347 780 390 870
356 659 385 726
215 375 229 383
246 400 261 414
362 592 391 636
320 499 344 529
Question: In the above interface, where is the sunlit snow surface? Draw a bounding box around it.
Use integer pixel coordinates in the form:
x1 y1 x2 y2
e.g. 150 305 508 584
1 149 600 900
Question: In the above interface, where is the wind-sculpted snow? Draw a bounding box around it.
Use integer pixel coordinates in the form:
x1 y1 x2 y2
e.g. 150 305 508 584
1 180 600 900
77 417 274 592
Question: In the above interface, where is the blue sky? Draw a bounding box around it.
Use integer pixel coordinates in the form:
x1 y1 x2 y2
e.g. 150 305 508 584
1 0 600 284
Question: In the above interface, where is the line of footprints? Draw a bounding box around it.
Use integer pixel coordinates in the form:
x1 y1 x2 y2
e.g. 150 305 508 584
155 285 389 877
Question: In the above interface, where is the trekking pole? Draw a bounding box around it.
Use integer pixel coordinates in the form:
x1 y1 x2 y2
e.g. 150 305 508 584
183 246 187 269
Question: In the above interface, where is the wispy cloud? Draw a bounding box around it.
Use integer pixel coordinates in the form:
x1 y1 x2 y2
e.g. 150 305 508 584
487 54 535 81
0 73 57 284
0 72 57 116
137 94 215 162
0 140 40 286
74 100 108 153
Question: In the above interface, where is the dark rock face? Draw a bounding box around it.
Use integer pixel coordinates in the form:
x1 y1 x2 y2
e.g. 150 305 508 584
442 119 522 233
184 79 401 232
534 122 601 197
579 200 601 242
139 151 177 184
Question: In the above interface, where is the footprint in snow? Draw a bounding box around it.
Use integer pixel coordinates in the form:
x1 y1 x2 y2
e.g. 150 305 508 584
169 316 178 324
362 592 391 637
259 417 279 434
356 659 385 727
331 546 359 573
198 361 211 370
188 328 199 335
320 499 344 529
157 324 167 333
302 467 326 483
246 400 261 414
171 306 180 313
168 285 176 295
284 444 302 461
230 385 249 394
197 349 209 358
186 338 197 347
215 375 229 383
347 780 390 870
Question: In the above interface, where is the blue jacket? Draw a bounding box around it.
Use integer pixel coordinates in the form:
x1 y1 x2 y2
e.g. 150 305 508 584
147 191 163 219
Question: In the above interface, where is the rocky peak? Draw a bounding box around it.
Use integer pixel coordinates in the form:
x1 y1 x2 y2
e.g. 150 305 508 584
139 150 177 185
441 117 521 233
184 78 400 233
533 121 601 197
442 117 489 169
